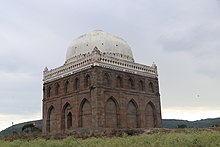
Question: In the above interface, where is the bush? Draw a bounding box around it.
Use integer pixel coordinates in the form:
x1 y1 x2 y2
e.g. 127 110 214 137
125 129 135 136
111 128 117 135
178 124 187 128
211 124 220 128
22 123 42 133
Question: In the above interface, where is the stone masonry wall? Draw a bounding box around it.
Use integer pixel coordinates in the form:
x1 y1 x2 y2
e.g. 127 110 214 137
42 66 162 134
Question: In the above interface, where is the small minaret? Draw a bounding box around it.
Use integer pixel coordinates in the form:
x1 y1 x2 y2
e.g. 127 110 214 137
152 62 158 76
43 66 49 81
44 66 48 72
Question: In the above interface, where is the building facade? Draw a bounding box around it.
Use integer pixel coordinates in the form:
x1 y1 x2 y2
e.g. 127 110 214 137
42 30 162 134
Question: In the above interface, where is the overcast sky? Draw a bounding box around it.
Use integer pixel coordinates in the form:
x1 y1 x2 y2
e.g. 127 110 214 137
1 0 220 131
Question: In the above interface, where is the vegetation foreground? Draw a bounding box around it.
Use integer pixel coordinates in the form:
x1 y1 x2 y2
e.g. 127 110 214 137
0 129 220 147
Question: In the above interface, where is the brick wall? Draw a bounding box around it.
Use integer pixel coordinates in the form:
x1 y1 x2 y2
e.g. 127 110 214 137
42 66 162 134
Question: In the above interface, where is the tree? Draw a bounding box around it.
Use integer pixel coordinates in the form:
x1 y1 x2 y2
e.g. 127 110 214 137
177 124 187 128
22 123 41 133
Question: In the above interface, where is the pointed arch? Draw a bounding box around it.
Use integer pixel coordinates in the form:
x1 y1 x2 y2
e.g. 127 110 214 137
67 112 72 129
61 102 72 131
55 83 60 95
128 78 134 89
116 75 123 88
47 86 51 98
103 73 111 87
64 80 69 93
85 74 91 88
127 99 138 128
46 105 56 133
80 99 92 128
149 82 154 93
139 80 144 91
75 77 80 90
145 102 157 128
105 97 119 128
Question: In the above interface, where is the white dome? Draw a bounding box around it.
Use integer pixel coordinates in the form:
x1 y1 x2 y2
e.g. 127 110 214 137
66 30 134 62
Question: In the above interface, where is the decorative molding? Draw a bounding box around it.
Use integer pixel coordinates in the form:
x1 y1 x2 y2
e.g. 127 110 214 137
43 48 158 83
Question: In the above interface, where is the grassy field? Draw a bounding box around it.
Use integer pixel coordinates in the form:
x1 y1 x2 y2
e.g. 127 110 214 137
0 129 220 147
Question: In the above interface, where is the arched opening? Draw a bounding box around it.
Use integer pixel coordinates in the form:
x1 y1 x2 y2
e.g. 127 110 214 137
128 78 134 89
116 76 123 88
105 97 119 128
46 106 56 133
75 78 80 90
61 103 72 131
55 83 60 95
127 100 138 128
145 102 157 128
85 75 91 88
139 80 144 91
80 99 92 128
64 80 69 93
149 82 154 93
103 73 110 87
67 112 72 129
47 86 51 98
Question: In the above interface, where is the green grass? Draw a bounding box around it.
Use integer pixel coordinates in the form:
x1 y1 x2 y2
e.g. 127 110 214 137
0 129 220 147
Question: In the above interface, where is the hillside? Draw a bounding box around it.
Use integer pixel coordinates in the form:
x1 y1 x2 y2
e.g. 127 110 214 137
163 117 220 128
0 120 42 136
1 118 220 136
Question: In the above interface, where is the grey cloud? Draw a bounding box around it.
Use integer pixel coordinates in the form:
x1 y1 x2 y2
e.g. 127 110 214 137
196 66 220 79
0 0 220 121
159 23 220 52
0 71 41 115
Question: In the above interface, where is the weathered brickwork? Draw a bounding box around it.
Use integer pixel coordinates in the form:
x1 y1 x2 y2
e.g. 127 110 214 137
43 67 162 134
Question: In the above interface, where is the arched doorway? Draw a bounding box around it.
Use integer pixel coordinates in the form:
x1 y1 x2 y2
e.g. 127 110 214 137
127 100 138 128
105 97 119 128
61 103 72 131
67 112 72 129
80 99 92 128
146 102 156 128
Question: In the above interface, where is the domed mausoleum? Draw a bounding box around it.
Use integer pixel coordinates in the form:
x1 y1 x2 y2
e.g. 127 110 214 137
42 30 162 134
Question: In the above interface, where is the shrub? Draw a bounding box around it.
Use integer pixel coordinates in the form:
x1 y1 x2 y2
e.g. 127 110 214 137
125 129 135 136
211 124 220 127
178 124 187 128
111 128 117 135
